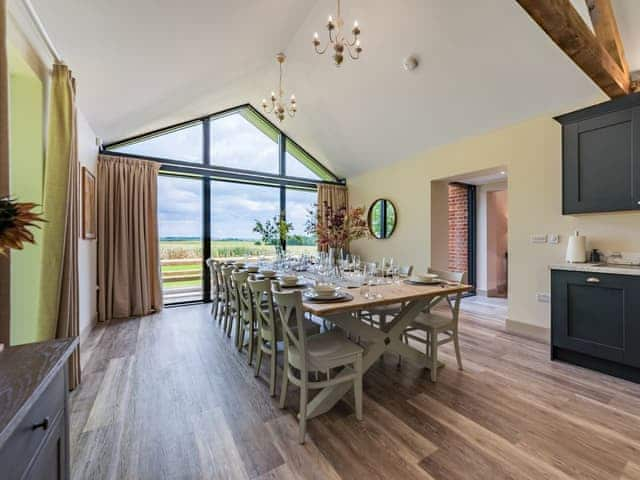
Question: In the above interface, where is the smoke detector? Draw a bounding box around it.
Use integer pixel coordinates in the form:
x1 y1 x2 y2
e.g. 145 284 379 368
403 55 419 72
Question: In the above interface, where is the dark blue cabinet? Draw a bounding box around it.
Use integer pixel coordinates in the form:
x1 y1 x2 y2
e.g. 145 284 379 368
556 93 640 214
551 270 640 382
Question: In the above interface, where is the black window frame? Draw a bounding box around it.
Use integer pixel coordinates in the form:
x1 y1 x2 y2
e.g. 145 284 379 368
103 104 343 306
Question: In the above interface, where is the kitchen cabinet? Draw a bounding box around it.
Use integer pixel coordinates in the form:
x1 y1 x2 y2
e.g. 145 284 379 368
551 269 640 382
555 93 640 214
0 338 78 480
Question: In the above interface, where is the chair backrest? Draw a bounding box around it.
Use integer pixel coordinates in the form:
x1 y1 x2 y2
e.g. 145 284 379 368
399 265 414 276
232 270 252 322
428 267 465 283
248 278 276 339
206 258 219 295
221 266 236 302
271 286 307 371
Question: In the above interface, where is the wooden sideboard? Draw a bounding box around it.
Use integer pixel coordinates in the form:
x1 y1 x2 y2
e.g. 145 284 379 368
0 338 78 480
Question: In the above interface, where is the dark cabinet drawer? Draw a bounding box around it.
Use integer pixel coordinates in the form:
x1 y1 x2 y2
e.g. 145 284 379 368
551 270 640 368
23 412 66 480
0 370 65 480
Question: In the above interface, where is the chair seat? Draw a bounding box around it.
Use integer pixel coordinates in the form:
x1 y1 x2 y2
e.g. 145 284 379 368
409 312 454 331
306 331 363 370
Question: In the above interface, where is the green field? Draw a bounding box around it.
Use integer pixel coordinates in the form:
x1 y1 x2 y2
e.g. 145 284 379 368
160 239 316 290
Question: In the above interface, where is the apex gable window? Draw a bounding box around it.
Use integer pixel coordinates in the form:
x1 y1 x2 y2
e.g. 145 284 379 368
109 121 204 163
103 105 344 305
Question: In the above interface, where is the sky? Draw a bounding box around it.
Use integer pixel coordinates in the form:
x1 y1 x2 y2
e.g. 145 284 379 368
118 111 319 239
157 177 315 239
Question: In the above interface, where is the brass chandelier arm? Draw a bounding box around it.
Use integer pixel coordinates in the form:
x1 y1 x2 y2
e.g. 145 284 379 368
314 41 330 55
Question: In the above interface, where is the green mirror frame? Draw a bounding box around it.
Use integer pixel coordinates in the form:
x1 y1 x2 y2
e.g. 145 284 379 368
368 198 397 239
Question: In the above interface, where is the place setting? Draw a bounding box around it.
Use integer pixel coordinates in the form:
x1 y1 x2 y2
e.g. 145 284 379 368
302 283 353 303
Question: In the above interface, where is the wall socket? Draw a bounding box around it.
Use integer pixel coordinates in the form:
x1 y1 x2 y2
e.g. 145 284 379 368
536 293 551 303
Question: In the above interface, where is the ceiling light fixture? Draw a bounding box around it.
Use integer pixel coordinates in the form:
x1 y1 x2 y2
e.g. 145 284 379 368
262 53 296 122
312 0 362 67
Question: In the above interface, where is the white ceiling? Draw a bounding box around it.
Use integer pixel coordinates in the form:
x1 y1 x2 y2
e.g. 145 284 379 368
28 0 640 177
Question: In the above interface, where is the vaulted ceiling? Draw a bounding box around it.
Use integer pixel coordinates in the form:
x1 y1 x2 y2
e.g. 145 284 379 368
28 0 640 176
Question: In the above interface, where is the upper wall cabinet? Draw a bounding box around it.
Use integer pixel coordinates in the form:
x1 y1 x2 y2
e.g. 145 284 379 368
555 93 640 214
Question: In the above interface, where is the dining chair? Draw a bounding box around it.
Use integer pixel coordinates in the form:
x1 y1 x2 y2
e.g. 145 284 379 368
220 266 236 338
232 270 256 363
248 278 320 396
272 286 364 444
361 265 414 329
402 268 465 382
206 258 221 322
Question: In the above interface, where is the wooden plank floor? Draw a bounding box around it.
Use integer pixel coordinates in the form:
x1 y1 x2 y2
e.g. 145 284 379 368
70 296 640 479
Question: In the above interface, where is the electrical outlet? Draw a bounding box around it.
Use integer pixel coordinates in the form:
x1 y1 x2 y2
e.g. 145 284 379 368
536 293 550 303
531 234 547 244
548 234 560 244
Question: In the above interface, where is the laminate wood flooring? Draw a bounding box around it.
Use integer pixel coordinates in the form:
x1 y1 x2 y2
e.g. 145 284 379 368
70 297 640 479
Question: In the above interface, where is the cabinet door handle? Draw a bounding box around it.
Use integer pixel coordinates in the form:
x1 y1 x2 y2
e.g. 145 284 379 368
586 277 600 283
32 416 49 431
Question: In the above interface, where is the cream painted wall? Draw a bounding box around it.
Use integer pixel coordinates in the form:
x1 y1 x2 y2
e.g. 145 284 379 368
78 111 98 339
350 114 640 332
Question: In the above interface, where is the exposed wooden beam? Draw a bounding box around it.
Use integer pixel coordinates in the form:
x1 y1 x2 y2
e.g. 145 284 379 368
516 0 630 98
586 0 629 78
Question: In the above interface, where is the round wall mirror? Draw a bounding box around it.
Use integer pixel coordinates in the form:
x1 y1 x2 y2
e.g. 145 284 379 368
368 199 397 239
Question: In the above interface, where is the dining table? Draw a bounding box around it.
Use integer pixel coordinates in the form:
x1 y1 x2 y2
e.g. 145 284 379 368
295 278 473 420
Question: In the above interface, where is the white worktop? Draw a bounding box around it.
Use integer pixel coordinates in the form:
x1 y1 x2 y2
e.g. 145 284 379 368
550 263 640 276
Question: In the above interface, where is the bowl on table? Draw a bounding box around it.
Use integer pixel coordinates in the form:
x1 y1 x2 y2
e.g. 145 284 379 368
246 265 259 273
259 269 276 279
280 275 299 286
310 283 338 298
234 261 246 269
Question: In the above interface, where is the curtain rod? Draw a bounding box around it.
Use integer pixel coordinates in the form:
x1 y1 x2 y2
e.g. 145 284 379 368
21 0 63 64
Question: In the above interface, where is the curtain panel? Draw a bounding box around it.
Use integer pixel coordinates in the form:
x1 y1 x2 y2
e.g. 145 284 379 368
38 64 81 389
316 184 349 251
97 155 162 321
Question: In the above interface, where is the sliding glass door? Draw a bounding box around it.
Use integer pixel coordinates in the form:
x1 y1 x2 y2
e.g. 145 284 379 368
158 175 204 304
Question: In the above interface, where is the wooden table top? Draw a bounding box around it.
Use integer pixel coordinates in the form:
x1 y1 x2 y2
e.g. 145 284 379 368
302 282 472 316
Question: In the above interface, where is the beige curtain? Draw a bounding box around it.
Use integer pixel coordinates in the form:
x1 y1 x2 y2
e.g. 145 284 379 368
317 184 349 251
0 0 9 346
38 64 80 389
97 155 162 322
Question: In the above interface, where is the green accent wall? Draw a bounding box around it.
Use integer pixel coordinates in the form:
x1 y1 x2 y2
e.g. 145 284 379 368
8 45 45 345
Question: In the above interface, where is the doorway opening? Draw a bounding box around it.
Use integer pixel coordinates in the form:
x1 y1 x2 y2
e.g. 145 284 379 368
431 167 508 302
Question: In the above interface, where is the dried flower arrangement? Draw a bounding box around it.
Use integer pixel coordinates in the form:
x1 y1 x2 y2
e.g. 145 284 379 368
0 197 45 256
314 201 369 250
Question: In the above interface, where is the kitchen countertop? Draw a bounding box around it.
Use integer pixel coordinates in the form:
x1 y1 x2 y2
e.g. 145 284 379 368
550 263 640 276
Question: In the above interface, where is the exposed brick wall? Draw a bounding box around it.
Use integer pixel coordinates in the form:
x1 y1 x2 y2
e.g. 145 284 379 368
448 184 468 274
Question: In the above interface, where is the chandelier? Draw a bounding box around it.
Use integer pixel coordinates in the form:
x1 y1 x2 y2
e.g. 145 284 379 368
313 0 362 66
262 53 296 122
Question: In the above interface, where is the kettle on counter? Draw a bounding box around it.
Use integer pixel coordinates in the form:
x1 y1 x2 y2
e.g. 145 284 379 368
566 231 587 263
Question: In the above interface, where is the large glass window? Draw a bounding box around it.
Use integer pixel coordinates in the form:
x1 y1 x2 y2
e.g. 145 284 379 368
210 111 279 174
110 122 203 163
286 139 334 180
285 188 317 256
158 175 203 304
109 105 343 306
211 181 280 260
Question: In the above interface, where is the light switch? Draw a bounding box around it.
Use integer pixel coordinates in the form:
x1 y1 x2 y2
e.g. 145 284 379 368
548 234 560 244
531 234 547 244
